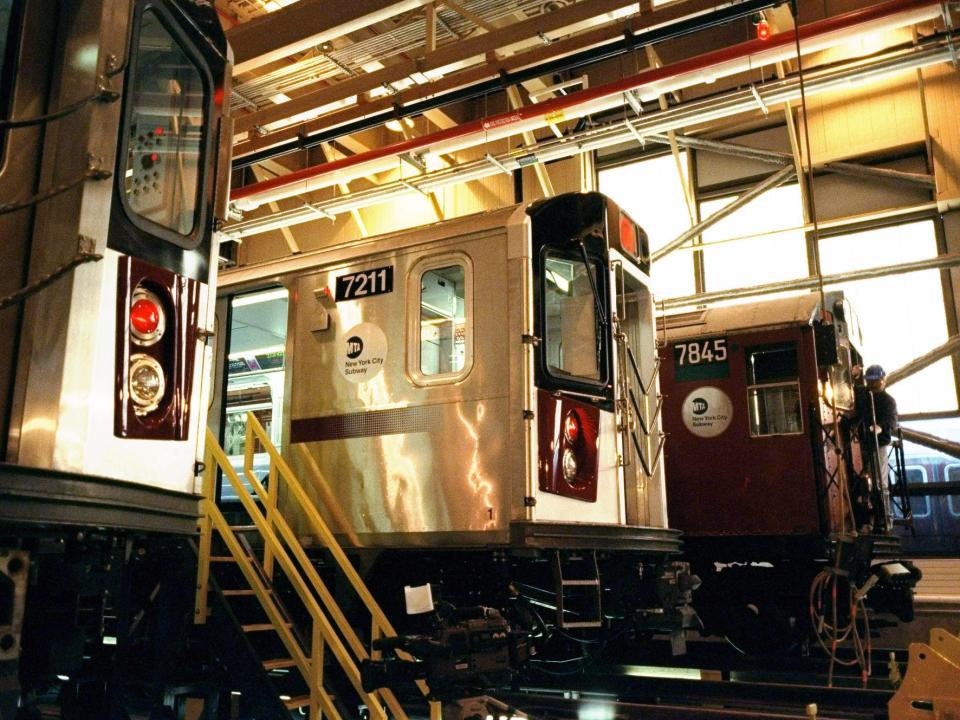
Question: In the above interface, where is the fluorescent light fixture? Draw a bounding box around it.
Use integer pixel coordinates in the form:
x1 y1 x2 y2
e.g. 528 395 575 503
270 93 292 104
361 60 385 73
57 675 70 682
102 636 117 645
232 288 288 307
228 344 286 360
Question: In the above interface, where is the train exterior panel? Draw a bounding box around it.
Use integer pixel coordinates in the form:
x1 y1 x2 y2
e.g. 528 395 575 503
660 296 846 544
274 194 670 549
1 0 232 513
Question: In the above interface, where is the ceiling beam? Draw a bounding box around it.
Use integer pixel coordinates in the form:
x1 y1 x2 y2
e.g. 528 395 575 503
228 0 432 76
232 0 639 134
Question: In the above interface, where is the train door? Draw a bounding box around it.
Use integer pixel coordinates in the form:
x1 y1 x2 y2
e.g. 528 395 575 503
613 258 667 528
220 287 289 502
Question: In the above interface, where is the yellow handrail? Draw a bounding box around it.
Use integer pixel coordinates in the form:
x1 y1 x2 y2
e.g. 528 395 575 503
196 414 427 720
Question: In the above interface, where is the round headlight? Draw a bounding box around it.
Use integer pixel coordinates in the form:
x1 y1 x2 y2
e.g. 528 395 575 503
129 354 165 414
562 448 578 483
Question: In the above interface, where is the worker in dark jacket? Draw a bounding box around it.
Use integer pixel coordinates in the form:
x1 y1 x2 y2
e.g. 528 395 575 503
850 363 899 531
853 364 899 447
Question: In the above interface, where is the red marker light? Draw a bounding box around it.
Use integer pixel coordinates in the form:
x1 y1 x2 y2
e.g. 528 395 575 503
154 126 164 136
756 19 771 40
563 412 580 445
130 298 161 336
150 152 159 162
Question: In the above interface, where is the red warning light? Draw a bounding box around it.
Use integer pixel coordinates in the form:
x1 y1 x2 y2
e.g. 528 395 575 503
150 152 159 162
756 19 771 41
154 127 164 136
130 298 161 336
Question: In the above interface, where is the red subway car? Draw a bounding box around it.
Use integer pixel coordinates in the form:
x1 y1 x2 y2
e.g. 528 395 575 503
659 292 918 653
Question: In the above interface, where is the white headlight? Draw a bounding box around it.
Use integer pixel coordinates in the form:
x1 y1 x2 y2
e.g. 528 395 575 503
562 448 578 482
129 354 165 414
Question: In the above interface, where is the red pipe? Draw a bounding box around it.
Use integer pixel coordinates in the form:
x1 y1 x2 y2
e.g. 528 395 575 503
231 0 939 203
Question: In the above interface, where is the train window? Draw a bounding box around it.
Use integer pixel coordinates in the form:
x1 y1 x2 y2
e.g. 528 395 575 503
418 264 469 379
906 466 932 518
222 288 289 502
746 343 802 436
944 465 960 517
544 253 602 381
121 8 207 241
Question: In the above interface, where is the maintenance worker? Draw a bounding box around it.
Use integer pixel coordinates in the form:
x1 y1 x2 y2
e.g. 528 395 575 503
850 363 899 531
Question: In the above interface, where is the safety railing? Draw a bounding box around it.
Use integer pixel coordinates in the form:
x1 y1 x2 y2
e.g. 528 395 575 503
195 412 432 720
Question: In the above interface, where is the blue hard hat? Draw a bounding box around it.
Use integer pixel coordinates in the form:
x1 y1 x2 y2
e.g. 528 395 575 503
864 364 886 381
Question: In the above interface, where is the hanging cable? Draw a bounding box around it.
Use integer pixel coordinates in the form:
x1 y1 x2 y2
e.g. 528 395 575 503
0 246 103 311
789 0 828 320
0 163 111 216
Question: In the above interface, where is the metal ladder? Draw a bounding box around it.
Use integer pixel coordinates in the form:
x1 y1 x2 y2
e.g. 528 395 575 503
552 550 602 629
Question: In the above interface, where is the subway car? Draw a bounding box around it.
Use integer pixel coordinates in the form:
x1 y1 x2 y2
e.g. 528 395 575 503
659 292 919 654
0 0 232 715
216 192 699 668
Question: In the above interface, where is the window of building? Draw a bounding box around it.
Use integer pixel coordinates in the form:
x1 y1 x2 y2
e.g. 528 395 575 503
543 253 602 382
819 220 955 415
746 343 803 436
699 184 808 294
599 153 696 300
418 264 468 378
122 8 207 241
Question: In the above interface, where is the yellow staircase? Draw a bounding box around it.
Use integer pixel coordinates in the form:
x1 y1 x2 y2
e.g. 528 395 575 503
194 412 433 719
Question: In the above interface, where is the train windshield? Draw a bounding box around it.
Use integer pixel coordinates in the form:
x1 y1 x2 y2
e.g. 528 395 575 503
122 8 207 241
543 253 602 382
0 1 18 160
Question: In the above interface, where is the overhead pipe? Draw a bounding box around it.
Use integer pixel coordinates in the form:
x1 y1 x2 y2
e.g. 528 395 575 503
900 427 960 463
230 0 944 211
232 0 782 166
224 37 954 239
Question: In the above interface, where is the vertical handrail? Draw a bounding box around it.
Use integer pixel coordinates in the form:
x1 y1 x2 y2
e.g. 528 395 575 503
194 447 215 625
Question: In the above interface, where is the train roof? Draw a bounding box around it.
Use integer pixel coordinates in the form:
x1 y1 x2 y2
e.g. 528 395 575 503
659 292 831 343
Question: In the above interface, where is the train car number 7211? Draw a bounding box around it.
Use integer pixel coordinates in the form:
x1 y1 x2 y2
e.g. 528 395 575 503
335 265 394 301
675 338 727 366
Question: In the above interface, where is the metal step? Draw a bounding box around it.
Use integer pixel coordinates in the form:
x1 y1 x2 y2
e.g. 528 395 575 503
262 658 297 670
222 589 256 597
284 695 310 710
228 525 259 532
242 622 291 633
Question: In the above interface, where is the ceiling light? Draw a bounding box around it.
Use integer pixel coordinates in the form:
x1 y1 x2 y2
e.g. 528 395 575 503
270 93 292 104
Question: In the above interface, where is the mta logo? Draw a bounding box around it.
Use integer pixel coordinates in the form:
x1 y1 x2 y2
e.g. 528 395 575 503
346 336 364 359
692 397 709 415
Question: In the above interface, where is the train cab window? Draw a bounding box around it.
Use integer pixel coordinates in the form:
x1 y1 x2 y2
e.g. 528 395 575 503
0 0 20 160
543 253 601 381
746 343 802 436
418 264 469 379
121 8 207 241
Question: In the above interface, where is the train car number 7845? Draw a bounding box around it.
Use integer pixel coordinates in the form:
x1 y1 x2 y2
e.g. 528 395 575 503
675 338 727 366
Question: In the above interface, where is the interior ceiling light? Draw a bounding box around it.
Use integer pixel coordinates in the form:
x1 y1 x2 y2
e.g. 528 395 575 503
385 117 415 132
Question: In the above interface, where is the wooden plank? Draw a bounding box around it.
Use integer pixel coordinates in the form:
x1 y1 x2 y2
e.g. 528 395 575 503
922 64 960 204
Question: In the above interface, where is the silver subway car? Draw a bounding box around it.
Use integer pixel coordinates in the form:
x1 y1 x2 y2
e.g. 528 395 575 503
220 192 696 649
0 1 231 714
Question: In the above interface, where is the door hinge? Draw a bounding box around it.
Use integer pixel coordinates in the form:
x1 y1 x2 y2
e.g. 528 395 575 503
522 334 541 346
523 410 535 420
524 496 537 507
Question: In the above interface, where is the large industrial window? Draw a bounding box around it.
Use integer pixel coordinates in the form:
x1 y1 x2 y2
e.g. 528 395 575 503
122 8 207 242
418 264 468 378
746 343 803 436
699 184 808 294
599 152 696 300
819 220 954 416
543 253 602 381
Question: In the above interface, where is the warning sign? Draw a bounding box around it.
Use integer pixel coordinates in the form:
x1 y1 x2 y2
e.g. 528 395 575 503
681 386 733 438
338 322 387 384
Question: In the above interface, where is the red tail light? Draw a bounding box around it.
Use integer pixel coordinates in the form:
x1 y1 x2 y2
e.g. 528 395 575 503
130 288 165 345
564 411 580 444
756 19 771 40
